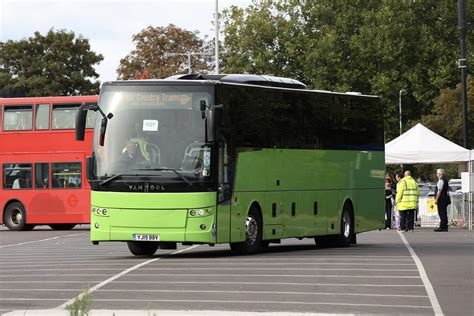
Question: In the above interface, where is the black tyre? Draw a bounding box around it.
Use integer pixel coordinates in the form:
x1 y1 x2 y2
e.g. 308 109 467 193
335 204 354 247
3 202 28 231
230 207 263 255
314 235 333 248
49 224 76 230
261 240 271 248
127 241 159 256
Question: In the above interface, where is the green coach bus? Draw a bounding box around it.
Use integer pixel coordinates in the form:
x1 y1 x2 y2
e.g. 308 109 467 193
76 74 385 256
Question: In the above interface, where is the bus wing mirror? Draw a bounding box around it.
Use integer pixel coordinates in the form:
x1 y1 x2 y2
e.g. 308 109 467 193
75 103 88 141
99 117 108 146
86 156 93 182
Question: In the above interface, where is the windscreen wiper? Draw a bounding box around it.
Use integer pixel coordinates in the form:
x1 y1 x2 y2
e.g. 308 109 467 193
99 173 129 186
132 168 193 186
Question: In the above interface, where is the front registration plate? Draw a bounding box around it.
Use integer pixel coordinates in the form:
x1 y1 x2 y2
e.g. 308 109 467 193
133 234 160 241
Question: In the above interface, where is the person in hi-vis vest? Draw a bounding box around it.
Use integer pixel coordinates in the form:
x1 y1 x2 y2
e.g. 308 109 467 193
396 170 420 232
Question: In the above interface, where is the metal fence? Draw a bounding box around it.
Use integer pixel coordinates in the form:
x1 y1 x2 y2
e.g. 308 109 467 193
418 192 473 230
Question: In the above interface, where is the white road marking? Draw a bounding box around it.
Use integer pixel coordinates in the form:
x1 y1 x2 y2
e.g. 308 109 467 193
0 262 417 268
0 233 86 249
0 267 418 272
66 298 435 309
0 280 425 287
54 245 198 310
398 231 444 316
0 288 429 298
0 273 422 278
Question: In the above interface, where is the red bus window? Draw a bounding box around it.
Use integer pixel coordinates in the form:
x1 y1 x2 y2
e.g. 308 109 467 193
85 103 98 128
51 162 82 189
52 104 79 129
3 163 32 189
35 163 49 189
3 105 33 131
35 104 50 130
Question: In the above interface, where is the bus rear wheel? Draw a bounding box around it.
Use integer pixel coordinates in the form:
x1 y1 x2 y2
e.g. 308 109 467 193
49 224 76 230
230 207 263 255
4 202 29 231
127 241 159 256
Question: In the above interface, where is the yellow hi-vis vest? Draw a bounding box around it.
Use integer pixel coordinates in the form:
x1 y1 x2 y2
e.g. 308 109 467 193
122 138 150 161
396 176 420 211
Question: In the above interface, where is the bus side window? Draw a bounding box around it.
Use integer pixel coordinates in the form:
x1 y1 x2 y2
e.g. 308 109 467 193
51 162 82 189
3 105 33 131
35 104 50 130
3 163 32 189
35 163 49 189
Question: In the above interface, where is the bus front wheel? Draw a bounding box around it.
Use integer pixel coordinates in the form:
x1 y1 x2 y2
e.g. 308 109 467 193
335 205 354 247
230 207 263 255
127 241 159 256
4 202 30 231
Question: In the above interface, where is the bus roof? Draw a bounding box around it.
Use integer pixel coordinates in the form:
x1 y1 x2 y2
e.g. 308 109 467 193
0 95 99 105
102 74 378 98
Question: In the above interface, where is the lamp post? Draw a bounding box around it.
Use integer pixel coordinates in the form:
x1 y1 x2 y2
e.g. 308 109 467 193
164 51 213 74
399 89 407 136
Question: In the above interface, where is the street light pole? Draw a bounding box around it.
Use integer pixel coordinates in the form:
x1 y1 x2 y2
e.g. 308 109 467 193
399 89 407 136
215 0 219 74
163 51 213 75
458 0 469 149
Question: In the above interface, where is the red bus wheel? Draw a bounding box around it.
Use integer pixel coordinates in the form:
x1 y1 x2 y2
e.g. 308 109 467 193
49 224 76 230
4 202 28 231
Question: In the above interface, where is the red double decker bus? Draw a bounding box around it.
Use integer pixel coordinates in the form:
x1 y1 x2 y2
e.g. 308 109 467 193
0 96 98 230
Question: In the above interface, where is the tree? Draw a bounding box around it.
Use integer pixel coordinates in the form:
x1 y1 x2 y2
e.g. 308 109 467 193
0 29 103 97
221 0 474 142
421 76 474 147
117 24 213 79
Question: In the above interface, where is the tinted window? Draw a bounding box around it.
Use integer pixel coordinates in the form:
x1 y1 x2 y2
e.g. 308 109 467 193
3 105 33 131
35 104 50 130
35 163 49 189
217 85 383 152
3 163 32 189
51 162 82 189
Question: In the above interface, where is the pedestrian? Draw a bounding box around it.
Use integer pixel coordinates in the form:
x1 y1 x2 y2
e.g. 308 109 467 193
434 168 451 232
385 177 393 229
396 170 420 232
393 171 403 230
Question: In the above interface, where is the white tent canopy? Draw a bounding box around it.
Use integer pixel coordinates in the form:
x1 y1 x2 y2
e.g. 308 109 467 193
385 123 471 164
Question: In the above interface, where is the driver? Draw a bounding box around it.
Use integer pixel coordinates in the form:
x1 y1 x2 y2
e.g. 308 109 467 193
122 140 146 165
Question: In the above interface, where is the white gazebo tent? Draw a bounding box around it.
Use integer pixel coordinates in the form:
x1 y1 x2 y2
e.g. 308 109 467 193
385 123 473 229
385 123 470 164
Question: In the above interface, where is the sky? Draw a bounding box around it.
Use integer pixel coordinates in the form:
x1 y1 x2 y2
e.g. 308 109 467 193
0 0 253 82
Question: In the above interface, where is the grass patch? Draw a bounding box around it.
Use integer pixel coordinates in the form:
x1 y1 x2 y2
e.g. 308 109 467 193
66 286 92 316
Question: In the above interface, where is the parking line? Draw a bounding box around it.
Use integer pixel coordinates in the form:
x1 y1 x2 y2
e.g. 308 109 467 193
0 280 425 287
0 288 429 298
54 245 199 310
0 273 422 279
398 231 443 316
0 233 86 249
79 298 434 309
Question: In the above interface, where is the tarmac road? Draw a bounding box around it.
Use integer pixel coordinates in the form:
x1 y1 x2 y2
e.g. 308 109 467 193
0 226 472 315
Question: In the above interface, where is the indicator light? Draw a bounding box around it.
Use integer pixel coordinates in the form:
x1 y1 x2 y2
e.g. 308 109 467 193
190 210 196 216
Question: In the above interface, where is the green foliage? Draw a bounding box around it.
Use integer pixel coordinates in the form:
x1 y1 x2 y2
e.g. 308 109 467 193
117 24 213 79
0 29 103 97
421 76 474 146
66 286 92 316
221 0 474 142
